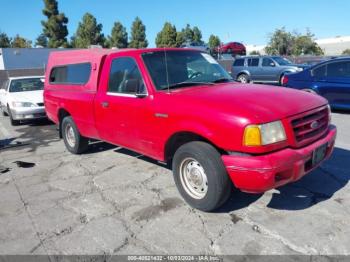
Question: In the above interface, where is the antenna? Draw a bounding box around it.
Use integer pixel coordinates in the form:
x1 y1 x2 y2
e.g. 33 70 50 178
164 47 170 94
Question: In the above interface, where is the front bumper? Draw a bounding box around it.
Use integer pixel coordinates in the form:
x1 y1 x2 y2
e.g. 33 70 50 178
222 125 337 193
10 107 47 120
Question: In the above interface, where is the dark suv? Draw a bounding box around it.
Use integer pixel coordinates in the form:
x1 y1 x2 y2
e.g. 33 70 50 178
231 56 307 85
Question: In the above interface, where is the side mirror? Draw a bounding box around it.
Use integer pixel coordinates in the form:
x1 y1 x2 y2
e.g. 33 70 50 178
124 79 147 98
270 62 276 67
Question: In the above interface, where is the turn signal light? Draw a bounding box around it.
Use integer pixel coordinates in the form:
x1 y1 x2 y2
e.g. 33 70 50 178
243 125 261 146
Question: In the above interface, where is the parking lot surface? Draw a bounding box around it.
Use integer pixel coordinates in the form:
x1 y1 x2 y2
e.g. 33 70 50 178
0 112 349 255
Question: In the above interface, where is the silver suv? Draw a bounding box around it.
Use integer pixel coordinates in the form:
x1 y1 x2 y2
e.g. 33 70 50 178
231 56 306 84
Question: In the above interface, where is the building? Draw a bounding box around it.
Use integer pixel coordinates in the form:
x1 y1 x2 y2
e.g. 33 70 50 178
0 48 59 88
316 36 350 56
245 36 350 56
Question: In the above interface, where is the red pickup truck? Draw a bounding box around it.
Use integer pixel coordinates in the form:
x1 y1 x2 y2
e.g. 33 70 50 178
44 48 336 211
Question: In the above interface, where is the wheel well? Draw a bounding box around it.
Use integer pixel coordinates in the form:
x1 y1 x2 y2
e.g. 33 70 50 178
58 109 70 138
237 72 248 79
164 132 225 163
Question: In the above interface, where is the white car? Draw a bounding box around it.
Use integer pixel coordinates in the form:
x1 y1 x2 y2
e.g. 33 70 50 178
0 76 46 125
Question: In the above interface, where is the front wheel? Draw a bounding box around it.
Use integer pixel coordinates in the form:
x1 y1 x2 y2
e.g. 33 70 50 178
8 105 20 126
1 104 8 116
61 116 89 154
172 141 232 212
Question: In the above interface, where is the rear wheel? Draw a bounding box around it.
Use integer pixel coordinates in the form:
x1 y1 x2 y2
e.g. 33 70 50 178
237 74 249 84
61 116 89 154
172 141 232 212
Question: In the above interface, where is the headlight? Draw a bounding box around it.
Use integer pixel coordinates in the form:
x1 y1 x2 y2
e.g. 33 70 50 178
12 102 36 107
243 121 286 146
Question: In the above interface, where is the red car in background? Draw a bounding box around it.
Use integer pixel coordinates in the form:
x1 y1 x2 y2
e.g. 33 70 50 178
215 42 246 56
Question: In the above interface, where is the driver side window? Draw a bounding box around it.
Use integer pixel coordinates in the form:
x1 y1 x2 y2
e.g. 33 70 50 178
108 57 146 95
262 58 274 67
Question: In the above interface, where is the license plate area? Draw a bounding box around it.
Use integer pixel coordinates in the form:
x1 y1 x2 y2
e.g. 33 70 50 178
312 143 328 166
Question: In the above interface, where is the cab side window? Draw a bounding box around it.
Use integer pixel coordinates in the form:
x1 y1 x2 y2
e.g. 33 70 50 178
49 63 91 84
108 57 146 95
262 58 274 67
233 59 244 67
248 58 259 67
327 61 350 78
312 65 327 78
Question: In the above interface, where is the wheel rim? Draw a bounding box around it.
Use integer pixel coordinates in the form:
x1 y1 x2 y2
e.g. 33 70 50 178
179 158 208 199
238 75 247 83
65 123 76 148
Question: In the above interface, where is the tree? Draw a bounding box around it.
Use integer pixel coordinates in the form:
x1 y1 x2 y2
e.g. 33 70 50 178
35 33 48 47
155 22 177 47
129 17 148 48
175 31 185 47
265 27 324 56
342 49 350 55
293 30 323 56
265 27 295 56
0 31 11 47
208 35 221 49
192 26 203 44
182 24 194 43
106 22 128 48
177 24 203 45
73 13 105 48
41 0 69 48
249 50 261 55
11 35 32 48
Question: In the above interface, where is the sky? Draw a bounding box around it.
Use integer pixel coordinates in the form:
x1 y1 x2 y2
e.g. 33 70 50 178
0 0 349 47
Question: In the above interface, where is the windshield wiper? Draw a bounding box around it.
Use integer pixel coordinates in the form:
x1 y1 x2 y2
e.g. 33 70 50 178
160 81 214 90
212 78 234 84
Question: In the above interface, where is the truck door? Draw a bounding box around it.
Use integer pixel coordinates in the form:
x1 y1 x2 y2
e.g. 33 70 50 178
261 58 279 82
94 55 153 152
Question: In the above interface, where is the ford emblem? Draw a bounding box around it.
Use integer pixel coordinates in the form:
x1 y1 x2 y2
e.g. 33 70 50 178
310 121 320 129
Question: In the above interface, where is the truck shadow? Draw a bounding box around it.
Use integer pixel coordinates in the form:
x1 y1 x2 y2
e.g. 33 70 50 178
218 147 350 212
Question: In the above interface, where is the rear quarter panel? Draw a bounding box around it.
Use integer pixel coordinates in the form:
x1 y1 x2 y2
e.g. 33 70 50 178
44 52 105 139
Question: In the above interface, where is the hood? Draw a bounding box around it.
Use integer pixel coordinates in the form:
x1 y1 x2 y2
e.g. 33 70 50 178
9 90 44 104
288 64 309 69
169 83 328 123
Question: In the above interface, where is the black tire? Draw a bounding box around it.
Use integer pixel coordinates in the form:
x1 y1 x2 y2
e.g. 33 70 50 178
237 73 249 84
279 74 285 86
172 141 232 212
61 116 89 154
8 105 20 126
1 104 8 116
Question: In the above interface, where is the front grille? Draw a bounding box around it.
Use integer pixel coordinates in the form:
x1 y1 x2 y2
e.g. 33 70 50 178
291 107 329 146
37 103 44 107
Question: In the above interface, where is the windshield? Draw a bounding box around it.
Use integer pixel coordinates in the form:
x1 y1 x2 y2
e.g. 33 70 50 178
273 57 292 66
142 50 233 90
9 78 44 93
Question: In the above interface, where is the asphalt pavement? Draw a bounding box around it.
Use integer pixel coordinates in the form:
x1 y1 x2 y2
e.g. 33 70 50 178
0 112 349 256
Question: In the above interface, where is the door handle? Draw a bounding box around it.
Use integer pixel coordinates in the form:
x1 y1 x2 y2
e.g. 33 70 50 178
101 102 109 108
